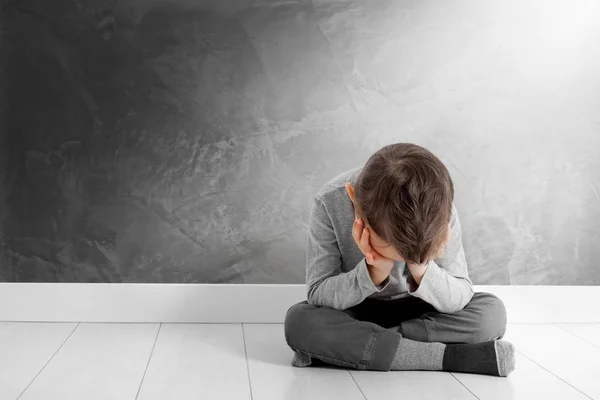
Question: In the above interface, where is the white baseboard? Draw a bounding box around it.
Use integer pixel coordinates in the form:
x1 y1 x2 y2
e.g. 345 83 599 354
0 283 598 323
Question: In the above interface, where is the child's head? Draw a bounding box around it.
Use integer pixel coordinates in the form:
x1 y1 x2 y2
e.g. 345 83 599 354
347 143 454 265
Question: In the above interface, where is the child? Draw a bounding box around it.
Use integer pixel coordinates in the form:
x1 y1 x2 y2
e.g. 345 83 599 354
284 143 515 376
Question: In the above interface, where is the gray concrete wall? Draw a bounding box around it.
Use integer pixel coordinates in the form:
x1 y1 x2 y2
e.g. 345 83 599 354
1 0 599 284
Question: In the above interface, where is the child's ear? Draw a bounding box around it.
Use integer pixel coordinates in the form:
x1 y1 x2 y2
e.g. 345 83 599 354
345 183 355 204
444 222 451 243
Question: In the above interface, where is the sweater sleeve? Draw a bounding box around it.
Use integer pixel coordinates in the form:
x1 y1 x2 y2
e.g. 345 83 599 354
305 196 387 310
406 203 474 313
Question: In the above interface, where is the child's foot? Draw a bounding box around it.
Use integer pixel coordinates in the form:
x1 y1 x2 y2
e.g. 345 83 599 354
291 350 312 367
443 340 515 377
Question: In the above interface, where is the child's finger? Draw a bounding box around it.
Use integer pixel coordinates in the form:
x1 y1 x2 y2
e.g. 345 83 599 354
352 218 361 244
360 227 372 254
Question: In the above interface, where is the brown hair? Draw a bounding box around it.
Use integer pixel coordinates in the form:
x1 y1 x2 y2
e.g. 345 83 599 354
353 143 454 264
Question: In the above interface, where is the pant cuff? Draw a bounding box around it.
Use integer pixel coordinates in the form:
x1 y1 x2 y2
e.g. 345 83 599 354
364 325 401 371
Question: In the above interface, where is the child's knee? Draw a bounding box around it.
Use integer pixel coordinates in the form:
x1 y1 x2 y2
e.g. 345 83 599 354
284 301 315 347
468 293 507 342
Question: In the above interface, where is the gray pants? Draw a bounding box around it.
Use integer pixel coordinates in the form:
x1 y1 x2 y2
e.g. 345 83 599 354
284 292 507 371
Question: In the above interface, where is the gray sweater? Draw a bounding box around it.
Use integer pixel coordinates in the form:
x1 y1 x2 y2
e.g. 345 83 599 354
306 166 474 313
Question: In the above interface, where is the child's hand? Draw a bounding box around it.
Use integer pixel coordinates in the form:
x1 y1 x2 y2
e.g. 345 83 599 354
406 224 450 285
352 218 395 286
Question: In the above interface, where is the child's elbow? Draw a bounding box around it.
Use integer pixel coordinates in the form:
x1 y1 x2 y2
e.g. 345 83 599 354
306 284 322 306
442 303 466 314
442 292 474 314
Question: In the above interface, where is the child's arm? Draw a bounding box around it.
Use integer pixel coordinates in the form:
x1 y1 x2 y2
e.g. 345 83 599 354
405 203 474 313
305 196 387 310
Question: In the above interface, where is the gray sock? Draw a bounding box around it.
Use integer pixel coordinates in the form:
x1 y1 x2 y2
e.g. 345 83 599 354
291 350 312 367
391 337 446 371
495 340 516 377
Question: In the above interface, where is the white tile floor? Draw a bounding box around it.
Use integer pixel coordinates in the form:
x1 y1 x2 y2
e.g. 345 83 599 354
1 322 599 400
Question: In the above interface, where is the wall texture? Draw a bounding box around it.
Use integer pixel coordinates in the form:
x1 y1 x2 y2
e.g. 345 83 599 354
1 0 599 284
